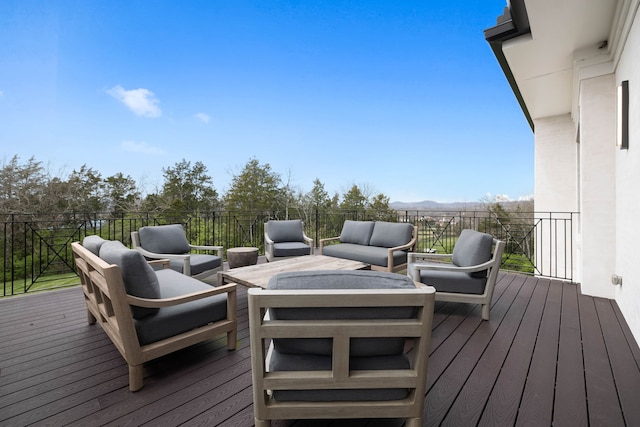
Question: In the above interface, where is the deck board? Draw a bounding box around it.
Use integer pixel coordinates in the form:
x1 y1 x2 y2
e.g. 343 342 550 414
592 297 640 426
514 278 561 426
553 281 588 426
477 276 549 427
579 293 625 426
1 268 639 426
424 273 526 426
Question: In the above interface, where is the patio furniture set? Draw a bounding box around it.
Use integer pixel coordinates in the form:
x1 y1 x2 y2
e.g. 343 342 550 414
71 219 504 426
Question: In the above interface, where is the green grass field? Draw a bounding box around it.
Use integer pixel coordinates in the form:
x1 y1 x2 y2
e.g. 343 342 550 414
1 273 80 297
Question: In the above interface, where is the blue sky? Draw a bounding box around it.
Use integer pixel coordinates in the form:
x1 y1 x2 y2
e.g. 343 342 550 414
0 0 532 203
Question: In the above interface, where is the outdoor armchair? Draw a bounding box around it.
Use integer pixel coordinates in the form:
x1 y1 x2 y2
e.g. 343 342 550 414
264 219 314 262
407 229 505 320
131 224 223 280
248 270 435 426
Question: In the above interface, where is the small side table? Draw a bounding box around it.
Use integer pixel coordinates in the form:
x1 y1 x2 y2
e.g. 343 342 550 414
227 247 259 269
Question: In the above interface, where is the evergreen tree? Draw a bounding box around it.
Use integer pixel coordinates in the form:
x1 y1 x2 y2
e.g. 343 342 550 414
160 159 218 217
104 173 140 215
223 158 280 214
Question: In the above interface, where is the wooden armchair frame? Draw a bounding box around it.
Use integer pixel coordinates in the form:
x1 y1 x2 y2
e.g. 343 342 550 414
408 238 505 320
264 221 314 262
248 285 435 426
131 230 223 280
71 242 237 391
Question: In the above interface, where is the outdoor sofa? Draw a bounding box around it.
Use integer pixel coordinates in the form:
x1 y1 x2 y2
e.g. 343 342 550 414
319 220 417 272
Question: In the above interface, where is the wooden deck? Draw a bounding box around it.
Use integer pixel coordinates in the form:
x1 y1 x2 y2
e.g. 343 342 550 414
2 266 640 426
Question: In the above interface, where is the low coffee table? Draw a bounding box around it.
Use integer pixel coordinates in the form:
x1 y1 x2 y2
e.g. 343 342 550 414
217 255 369 289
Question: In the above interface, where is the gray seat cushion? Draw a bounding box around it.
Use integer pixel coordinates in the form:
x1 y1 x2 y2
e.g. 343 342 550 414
138 224 190 254
134 269 228 345
321 243 407 268
273 242 311 257
168 253 222 275
83 235 107 256
267 220 304 243
339 220 375 245
452 229 493 278
369 221 413 248
417 263 488 294
98 240 161 319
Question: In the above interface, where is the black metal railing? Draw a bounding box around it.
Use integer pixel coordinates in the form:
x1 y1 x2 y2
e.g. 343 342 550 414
0 210 577 296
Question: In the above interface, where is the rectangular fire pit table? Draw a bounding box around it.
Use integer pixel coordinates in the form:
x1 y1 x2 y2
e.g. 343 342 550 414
217 255 369 289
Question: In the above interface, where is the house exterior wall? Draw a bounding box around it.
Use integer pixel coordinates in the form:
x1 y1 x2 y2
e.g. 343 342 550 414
533 115 579 281
578 74 617 299
614 13 640 343
491 0 640 346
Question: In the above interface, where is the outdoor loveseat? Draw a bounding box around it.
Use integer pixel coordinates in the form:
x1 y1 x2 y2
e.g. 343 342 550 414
319 220 417 272
72 236 237 391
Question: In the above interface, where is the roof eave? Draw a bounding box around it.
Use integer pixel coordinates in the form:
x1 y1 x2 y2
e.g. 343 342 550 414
484 1 534 131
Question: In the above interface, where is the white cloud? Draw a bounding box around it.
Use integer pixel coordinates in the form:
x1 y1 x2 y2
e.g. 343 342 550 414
0 90 4 97
120 140 165 155
195 112 211 123
107 85 162 118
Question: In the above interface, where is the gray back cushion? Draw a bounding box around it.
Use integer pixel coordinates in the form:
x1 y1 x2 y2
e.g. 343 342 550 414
267 220 304 243
369 222 413 248
83 235 107 256
339 220 375 245
452 229 494 277
99 240 161 319
267 270 416 357
138 224 190 254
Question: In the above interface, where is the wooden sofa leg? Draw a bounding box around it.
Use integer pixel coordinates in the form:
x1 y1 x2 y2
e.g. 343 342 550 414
87 310 97 325
254 418 270 427
227 330 237 350
481 304 491 321
405 417 422 427
129 364 144 392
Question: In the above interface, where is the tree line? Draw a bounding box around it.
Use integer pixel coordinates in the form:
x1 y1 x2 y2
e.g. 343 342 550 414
0 155 396 222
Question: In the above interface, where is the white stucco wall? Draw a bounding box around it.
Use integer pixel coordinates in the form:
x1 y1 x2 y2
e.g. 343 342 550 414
533 115 579 280
534 115 579 212
578 74 617 299
614 12 640 345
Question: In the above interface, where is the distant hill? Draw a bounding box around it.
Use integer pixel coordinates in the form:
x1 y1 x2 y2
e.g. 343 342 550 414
389 200 529 210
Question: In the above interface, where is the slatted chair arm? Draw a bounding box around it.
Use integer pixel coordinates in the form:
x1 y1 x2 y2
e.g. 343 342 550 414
318 236 340 251
410 258 495 274
127 283 237 308
146 259 171 269
189 244 223 253
133 246 190 261
407 252 452 263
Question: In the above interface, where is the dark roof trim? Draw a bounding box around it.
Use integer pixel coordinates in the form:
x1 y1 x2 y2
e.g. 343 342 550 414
484 1 534 131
